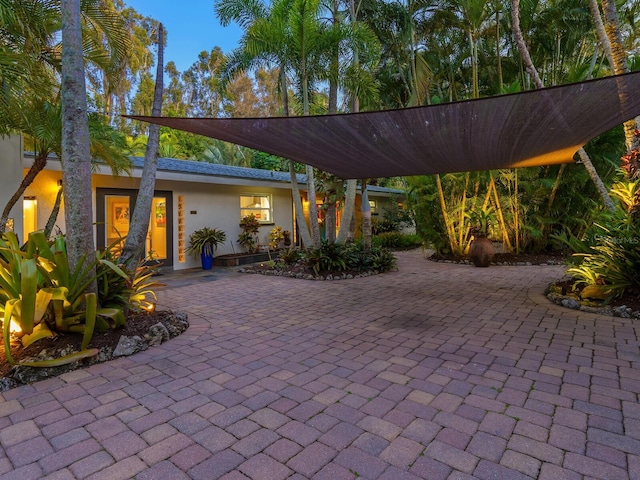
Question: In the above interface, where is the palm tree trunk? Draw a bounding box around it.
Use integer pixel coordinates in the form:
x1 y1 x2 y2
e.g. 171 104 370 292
290 162 312 248
361 183 372 250
325 199 336 243
511 0 615 212
514 169 520 254
577 148 616 211
600 0 640 152
588 0 614 67
306 165 322 248
496 6 503 91
120 24 164 267
61 0 96 290
336 180 357 244
44 186 64 238
0 152 48 234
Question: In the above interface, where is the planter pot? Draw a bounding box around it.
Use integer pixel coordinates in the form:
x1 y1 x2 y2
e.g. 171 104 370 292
201 252 214 270
469 237 495 267
213 251 273 267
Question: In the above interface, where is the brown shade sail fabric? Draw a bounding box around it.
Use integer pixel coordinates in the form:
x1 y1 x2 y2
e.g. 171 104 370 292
127 71 640 179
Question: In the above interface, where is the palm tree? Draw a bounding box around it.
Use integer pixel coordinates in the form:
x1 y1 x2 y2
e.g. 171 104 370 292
61 0 95 281
120 24 164 267
0 0 131 233
510 0 615 212
599 0 640 153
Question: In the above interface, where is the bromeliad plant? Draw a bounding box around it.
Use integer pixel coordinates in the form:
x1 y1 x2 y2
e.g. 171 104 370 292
0 231 131 367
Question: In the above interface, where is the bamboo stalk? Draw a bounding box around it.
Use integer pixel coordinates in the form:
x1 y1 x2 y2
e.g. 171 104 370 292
436 174 458 254
490 173 514 252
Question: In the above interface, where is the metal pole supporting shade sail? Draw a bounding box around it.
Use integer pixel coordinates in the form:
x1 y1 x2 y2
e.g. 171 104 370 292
127 71 640 179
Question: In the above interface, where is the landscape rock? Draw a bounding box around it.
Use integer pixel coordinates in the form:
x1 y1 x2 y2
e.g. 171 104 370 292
561 298 581 309
113 335 148 357
146 322 170 346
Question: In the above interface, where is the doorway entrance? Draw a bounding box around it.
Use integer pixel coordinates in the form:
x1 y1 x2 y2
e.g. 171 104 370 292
96 189 173 267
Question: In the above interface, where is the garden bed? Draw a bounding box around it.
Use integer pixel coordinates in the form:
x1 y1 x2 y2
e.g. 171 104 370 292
546 280 640 319
0 310 189 391
214 251 275 266
429 251 566 266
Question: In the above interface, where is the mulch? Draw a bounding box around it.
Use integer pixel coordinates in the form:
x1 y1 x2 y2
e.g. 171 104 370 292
0 310 164 380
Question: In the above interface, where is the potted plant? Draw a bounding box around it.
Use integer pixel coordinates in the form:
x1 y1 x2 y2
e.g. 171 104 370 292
187 227 227 270
238 214 261 253
468 207 495 267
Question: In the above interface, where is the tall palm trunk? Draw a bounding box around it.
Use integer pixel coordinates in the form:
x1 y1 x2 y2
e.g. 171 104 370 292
588 0 614 67
61 0 96 290
336 180 357 244
510 0 615 212
282 66 312 248
361 183 372 250
335 0 361 246
120 24 164 267
45 186 64 238
600 0 640 152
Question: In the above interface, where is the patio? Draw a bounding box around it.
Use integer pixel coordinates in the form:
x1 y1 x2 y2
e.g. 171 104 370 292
0 249 638 479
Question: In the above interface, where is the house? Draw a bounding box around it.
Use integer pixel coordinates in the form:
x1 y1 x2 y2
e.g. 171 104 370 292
0 135 405 271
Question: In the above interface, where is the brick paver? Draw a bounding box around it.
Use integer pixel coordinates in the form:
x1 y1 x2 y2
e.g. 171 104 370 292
1 250 638 478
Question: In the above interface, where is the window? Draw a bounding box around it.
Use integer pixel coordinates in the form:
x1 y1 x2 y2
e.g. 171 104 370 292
368 200 378 214
240 194 273 223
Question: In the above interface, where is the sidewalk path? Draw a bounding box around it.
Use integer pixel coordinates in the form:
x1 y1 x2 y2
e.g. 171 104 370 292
1 250 638 479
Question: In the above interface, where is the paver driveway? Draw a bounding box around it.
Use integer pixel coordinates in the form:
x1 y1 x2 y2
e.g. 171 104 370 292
1 250 639 479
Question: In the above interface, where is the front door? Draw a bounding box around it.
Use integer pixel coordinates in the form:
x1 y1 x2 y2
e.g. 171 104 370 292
96 189 173 267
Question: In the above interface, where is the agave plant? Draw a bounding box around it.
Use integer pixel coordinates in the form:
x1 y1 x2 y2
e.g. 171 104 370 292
0 231 131 367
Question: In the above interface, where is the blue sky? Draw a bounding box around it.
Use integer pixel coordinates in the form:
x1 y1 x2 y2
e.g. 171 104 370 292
124 0 243 73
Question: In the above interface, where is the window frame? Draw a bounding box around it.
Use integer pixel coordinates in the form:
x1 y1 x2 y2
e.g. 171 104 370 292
240 193 274 224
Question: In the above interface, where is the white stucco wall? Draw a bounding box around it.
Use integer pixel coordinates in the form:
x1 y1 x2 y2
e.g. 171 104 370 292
18 152 409 270
0 136 26 237
23 162 295 271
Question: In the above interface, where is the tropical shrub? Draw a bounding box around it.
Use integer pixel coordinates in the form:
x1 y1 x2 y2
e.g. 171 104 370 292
96 243 160 314
305 241 347 275
269 226 284 250
373 232 423 249
278 247 302 265
373 231 403 248
371 200 413 235
238 214 261 253
344 243 397 272
566 180 640 301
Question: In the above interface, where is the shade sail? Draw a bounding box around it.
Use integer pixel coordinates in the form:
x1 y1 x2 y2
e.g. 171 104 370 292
127 71 640 179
